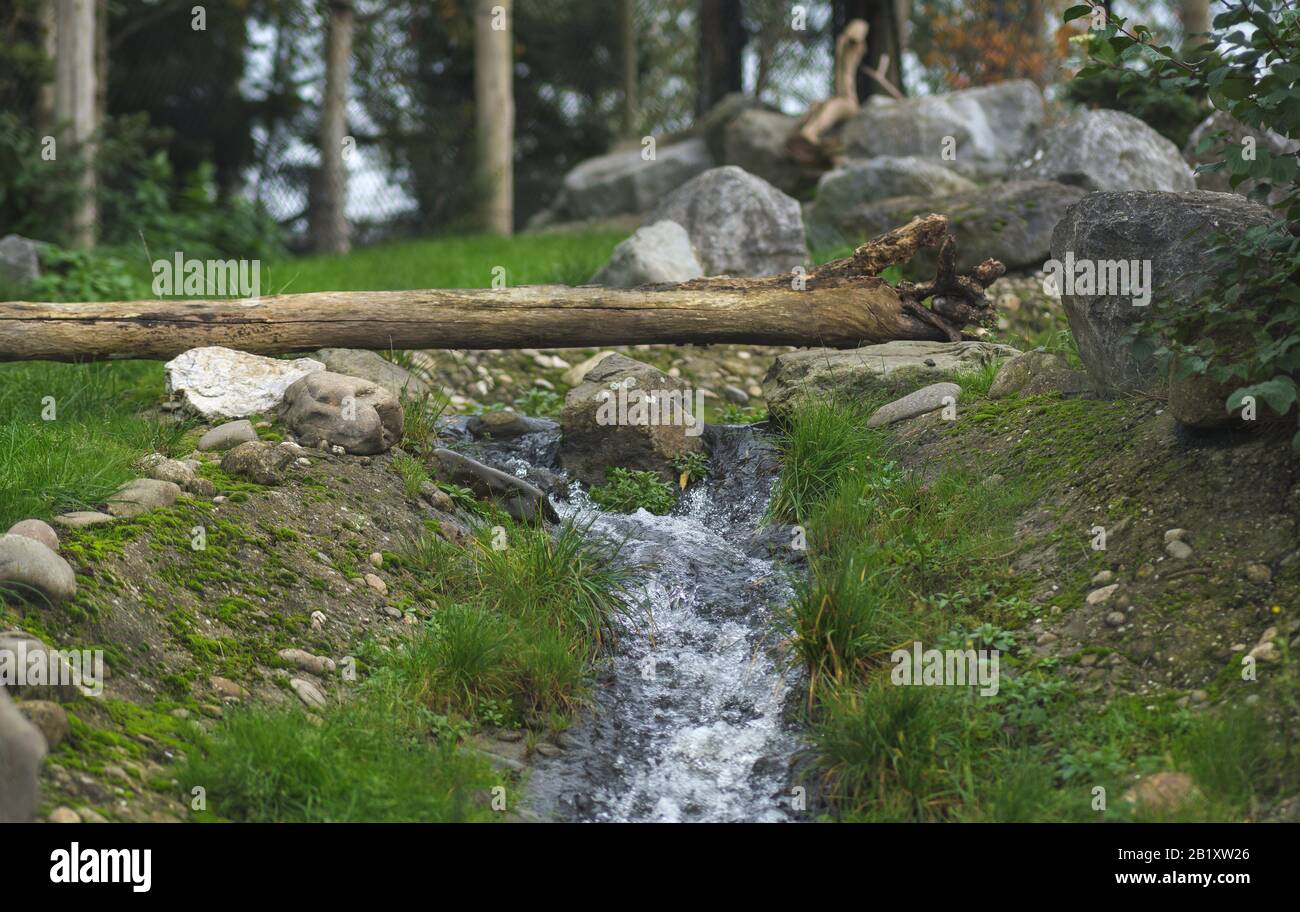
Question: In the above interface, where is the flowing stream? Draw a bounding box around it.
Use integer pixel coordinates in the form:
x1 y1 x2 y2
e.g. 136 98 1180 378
455 421 805 822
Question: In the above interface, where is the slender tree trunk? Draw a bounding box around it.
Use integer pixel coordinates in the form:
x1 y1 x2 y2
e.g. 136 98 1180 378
475 0 514 235
35 2 57 135
622 0 638 138
695 0 746 116
314 0 354 254
0 216 1006 361
54 0 98 249
1178 0 1211 49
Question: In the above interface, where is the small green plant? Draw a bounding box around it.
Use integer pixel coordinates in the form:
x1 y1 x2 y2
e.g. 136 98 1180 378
512 387 563 417
392 454 429 500
401 391 448 457
719 402 768 424
588 467 678 515
670 452 710 489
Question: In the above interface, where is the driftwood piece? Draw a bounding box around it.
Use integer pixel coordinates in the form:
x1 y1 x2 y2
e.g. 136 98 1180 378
786 19 869 166
0 215 1004 362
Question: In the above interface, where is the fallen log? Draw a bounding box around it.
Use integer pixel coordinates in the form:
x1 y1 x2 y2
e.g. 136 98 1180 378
0 215 1004 362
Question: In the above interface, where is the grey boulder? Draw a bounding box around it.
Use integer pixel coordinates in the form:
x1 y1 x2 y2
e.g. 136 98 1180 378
804 157 979 252
589 220 703 288
560 353 707 486
988 350 1092 399
280 372 403 455
220 441 295 486
866 382 962 427
0 534 77 605
1025 108 1196 192
841 80 1046 178
0 234 43 287
645 166 807 277
1051 190 1276 396
763 340 1019 421
0 689 46 823
722 108 809 196
822 180 1086 276
552 138 715 221
311 349 429 401
106 478 181 518
198 419 257 452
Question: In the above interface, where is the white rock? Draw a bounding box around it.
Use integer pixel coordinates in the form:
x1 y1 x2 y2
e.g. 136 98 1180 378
0 535 77 605
1086 583 1119 605
289 677 327 709
164 346 324 419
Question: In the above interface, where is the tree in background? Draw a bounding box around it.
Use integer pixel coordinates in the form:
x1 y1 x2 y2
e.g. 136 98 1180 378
696 0 746 115
311 0 353 253
475 0 514 235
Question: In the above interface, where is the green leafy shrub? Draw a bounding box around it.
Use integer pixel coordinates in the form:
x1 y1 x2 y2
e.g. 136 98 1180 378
588 467 678 515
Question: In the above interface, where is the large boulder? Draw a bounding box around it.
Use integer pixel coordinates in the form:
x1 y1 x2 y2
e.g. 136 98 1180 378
165 347 325 419
311 349 429 401
551 138 715 221
589 221 703 287
0 534 77 605
1183 110 1299 206
1051 190 1276 396
840 80 1046 178
804 157 979 252
763 340 1019 421
821 180 1086 276
645 166 807 277
697 93 775 161
560 353 706 486
1025 109 1196 192
280 372 403 455
723 108 809 196
0 234 43 287
0 689 46 823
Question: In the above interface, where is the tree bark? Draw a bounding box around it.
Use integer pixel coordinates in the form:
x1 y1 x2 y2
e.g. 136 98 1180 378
696 0 746 116
475 0 514 235
312 0 353 254
621 0 638 139
54 0 98 249
0 216 1004 363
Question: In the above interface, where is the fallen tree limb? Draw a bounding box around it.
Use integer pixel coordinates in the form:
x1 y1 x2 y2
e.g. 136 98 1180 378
0 215 1004 362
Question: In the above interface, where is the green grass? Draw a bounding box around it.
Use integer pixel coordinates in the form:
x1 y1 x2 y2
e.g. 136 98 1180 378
776 395 1297 822
588 467 678 515
178 677 500 823
257 231 625 294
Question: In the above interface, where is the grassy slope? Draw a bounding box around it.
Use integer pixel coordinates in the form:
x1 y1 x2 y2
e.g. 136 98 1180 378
773 386 1299 822
1 231 629 822
0 231 622 531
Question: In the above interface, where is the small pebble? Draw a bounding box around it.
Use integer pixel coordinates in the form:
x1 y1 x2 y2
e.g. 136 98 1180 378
1165 540 1193 560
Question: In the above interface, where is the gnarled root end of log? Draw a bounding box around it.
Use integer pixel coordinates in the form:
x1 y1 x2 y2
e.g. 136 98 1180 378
812 213 1005 342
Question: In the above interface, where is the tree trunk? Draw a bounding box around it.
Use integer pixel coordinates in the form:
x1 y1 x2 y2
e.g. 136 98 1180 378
475 0 514 235
621 0 638 139
696 0 746 116
1178 0 1211 48
54 0 98 249
35 2 57 136
0 216 1005 362
313 0 354 254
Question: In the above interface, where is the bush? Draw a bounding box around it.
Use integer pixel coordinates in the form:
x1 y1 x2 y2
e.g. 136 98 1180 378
588 467 678 515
